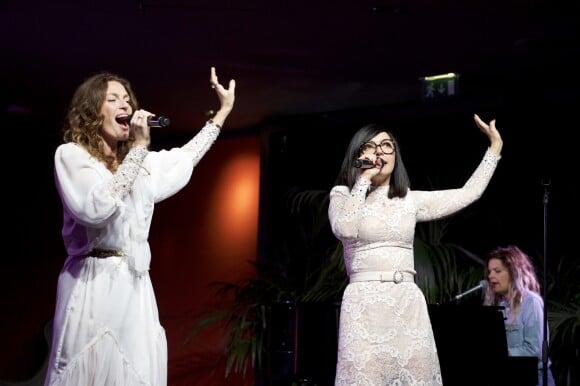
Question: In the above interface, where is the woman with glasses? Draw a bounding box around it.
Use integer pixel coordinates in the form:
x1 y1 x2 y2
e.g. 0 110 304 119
329 114 503 385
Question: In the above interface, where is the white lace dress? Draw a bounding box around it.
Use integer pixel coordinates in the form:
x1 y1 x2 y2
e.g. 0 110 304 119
329 149 500 385
44 122 220 386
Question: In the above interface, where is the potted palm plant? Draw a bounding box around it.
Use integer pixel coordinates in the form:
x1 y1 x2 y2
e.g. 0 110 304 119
184 188 345 383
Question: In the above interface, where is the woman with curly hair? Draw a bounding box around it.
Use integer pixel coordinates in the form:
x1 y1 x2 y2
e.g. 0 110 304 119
44 67 235 386
484 245 555 386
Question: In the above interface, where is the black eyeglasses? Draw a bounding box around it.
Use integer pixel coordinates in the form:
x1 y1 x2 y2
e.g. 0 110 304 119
360 139 396 155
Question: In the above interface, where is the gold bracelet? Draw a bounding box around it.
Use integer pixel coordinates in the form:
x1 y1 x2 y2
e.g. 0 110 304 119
207 119 222 129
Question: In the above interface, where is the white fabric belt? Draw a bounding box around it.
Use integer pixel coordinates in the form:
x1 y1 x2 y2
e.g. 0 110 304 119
349 270 415 284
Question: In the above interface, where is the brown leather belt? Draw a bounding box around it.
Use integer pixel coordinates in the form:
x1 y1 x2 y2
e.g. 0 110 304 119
85 248 126 258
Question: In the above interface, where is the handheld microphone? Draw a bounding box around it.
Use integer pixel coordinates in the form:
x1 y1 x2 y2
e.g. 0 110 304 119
353 159 375 169
454 280 488 300
118 114 171 128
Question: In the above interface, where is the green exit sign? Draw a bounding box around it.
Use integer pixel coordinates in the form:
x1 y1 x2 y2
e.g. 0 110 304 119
420 73 460 101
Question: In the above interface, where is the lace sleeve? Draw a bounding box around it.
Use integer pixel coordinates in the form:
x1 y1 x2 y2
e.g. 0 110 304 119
181 120 221 164
413 148 501 221
463 148 501 190
108 145 149 199
328 177 372 239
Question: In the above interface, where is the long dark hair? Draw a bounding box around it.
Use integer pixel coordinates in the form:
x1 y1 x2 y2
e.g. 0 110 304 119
333 123 410 198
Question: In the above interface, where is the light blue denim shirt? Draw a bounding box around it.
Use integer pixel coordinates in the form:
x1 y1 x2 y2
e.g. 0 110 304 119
500 290 555 386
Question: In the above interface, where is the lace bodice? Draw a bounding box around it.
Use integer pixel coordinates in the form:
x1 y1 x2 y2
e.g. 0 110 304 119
329 148 500 276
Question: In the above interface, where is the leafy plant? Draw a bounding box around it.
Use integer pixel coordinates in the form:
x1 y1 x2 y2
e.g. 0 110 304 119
414 218 484 304
184 188 345 379
544 253 580 386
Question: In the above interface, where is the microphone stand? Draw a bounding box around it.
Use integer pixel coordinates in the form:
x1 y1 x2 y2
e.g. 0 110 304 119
541 179 550 386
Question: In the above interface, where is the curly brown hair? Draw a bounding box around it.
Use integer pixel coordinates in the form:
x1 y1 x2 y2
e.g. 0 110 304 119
63 72 138 171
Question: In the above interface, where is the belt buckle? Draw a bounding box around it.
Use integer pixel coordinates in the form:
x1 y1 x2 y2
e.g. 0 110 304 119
393 270 404 284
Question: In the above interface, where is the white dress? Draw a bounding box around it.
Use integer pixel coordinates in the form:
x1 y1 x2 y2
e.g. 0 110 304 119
329 149 500 385
44 122 220 386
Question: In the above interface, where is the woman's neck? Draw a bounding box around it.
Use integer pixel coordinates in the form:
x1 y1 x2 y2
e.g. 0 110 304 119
102 137 117 157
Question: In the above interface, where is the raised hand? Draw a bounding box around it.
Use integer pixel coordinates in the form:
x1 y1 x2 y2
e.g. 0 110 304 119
474 113 503 156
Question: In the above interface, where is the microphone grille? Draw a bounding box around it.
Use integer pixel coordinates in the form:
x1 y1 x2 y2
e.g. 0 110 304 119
480 279 489 289
157 116 171 127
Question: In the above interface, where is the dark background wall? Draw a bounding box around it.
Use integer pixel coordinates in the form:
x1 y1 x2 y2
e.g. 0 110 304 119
263 91 575 264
